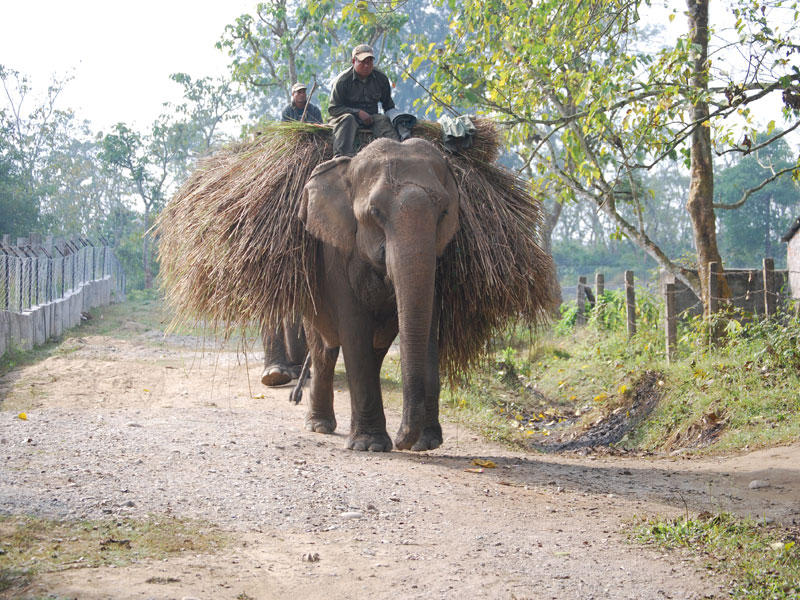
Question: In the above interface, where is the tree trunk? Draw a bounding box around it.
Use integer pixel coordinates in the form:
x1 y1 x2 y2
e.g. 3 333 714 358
685 0 729 315
540 200 562 259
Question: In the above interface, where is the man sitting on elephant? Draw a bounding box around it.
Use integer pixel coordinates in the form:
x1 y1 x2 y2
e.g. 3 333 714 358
328 44 400 157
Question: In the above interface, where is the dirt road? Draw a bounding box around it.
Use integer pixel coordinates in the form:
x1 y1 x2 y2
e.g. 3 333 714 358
1 316 798 599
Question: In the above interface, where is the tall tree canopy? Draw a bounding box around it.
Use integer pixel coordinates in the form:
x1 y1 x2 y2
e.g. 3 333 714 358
217 0 449 120
415 0 800 311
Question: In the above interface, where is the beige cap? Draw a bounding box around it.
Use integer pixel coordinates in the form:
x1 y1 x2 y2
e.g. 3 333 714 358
291 82 307 93
351 44 375 61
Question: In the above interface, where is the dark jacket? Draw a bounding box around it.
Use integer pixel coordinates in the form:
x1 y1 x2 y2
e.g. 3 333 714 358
328 66 395 118
281 102 322 123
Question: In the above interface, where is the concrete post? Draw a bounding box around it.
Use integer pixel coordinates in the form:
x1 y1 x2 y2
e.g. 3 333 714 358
625 270 636 338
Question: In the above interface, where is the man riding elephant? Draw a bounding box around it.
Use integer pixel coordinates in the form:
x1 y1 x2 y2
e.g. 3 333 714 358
328 44 400 158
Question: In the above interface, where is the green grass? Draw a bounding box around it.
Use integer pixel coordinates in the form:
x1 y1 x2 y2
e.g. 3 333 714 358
631 512 800 599
425 291 800 454
0 514 229 594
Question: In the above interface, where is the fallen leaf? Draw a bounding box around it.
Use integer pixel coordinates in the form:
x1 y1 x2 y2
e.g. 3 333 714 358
17 413 27 420
143 389 150 393
464 467 484 474
471 459 496 468
253 393 265 399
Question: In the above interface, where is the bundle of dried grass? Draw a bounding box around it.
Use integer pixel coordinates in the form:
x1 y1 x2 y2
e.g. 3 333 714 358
156 119 558 381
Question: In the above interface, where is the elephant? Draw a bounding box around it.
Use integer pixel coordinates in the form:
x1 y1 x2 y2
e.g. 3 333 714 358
297 137 460 452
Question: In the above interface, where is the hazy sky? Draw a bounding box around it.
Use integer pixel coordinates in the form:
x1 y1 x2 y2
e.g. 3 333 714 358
1 0 254 132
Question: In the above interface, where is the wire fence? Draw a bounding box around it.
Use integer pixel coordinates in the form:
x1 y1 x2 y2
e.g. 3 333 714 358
1 235 125 314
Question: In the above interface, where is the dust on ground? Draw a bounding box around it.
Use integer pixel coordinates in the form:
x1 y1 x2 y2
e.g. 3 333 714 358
1 307 799 600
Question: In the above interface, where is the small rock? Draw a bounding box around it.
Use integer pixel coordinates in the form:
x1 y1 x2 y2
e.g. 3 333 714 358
126 422 143 428
749 480 770 489
302 552 320 562
340 511 364 520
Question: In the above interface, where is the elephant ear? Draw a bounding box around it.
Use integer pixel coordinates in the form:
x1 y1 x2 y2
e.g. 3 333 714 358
299 156 355 254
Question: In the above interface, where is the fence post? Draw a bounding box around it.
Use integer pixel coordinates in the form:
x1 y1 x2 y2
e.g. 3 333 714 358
595 273 604 298
625 270 636 338
60 245 66 298
45 237 53 303
763 258 775 319
665 282 677 363
34 248 39 306
576 276 587 325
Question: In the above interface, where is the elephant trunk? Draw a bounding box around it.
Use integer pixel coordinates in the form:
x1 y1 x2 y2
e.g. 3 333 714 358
387 223 437 450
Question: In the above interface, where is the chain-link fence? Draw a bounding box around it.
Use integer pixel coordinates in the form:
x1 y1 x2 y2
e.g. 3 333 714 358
1 235 125 314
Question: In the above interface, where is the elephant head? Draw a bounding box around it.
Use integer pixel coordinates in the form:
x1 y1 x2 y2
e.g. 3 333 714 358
299 138 460 449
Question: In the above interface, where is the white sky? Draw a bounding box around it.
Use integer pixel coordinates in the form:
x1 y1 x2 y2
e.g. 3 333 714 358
1 0 255 133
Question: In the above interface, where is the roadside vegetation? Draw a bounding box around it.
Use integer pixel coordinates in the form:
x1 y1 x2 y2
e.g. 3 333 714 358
631 512 799 600
425 290 800 456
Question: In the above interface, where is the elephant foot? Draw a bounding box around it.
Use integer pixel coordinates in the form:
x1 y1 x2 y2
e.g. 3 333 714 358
305 413 337 434
411 425 443 451
394 423 423 451
346 431 393 452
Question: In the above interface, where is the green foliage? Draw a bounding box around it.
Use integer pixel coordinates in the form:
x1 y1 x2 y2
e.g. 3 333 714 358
557 288 661 334
217 0 410 118
634 512 800 600
0 154 38 237
716 135 798 268
414 0 800 300
443 293 800 453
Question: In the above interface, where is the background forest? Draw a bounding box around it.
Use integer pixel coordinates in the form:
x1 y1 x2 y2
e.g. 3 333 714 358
1 0 798 295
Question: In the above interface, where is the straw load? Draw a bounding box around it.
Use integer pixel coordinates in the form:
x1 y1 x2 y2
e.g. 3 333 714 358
156 119 559 381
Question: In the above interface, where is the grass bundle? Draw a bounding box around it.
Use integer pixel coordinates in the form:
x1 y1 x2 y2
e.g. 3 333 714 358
156 119 558 380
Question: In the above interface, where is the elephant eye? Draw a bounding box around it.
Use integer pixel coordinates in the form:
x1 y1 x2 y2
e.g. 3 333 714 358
370 206 381 219
438 208 448 222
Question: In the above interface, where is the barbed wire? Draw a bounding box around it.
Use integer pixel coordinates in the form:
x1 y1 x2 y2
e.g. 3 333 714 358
0 237 125 314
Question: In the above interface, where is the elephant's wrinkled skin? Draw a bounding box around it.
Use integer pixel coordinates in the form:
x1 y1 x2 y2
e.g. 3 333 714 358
298 138 460 451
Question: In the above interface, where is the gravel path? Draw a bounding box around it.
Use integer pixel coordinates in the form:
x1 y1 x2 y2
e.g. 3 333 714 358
1 321 798 600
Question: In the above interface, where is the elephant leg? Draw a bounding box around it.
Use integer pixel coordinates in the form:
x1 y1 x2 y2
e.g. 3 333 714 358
304 330 338 434
261 322 292 386
283 317 308 377
340 327 392 452
412 302 443 451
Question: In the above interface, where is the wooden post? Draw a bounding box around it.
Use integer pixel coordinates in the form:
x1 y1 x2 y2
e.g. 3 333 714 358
625 270 636 337
763 258 775 319
665 282 677 363
576 276 587 325
595 273 604 298
1 248 7 311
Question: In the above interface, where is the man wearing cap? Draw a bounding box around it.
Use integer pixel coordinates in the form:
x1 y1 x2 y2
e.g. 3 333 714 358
328 43 400 157
281 82 323 123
